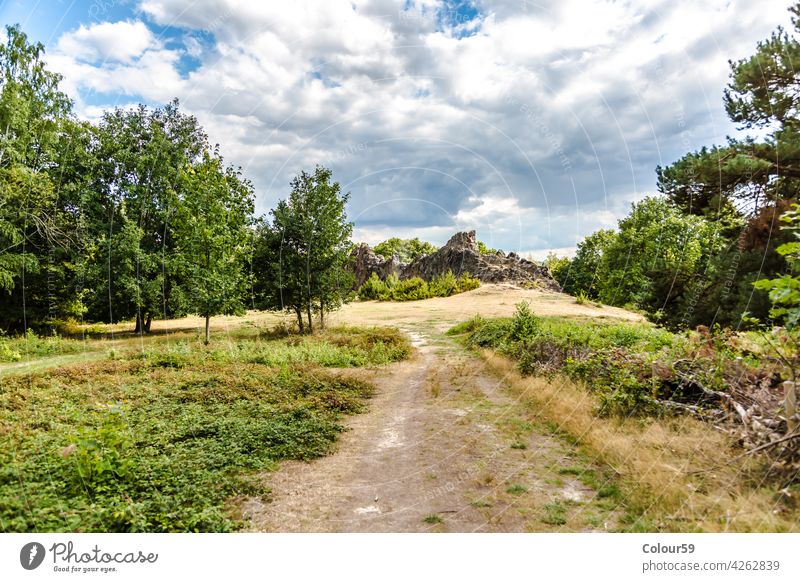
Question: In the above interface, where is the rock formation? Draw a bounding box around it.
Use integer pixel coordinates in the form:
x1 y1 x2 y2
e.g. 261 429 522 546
351 230 561 291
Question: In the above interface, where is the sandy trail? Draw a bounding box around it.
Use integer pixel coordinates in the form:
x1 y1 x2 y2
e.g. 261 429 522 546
242 326 618 532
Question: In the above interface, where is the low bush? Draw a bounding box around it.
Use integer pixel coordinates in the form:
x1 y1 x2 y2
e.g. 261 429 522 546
358 270 480 301
447 304 781 417
0 329 86 363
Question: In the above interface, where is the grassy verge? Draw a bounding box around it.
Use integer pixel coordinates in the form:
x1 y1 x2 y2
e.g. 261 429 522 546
449 307 799 532
0 326 410 532
0 329 88 363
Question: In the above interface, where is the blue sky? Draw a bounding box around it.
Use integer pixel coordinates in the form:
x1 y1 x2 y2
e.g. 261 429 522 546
1 0 794 256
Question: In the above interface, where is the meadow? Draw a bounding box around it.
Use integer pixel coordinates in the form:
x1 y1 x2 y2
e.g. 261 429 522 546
0 325 410 532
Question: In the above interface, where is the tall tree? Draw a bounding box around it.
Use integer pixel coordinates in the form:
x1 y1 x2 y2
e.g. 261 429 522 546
171 149 254 344
86 101 207 332
0 25 84 331
255 166 353 332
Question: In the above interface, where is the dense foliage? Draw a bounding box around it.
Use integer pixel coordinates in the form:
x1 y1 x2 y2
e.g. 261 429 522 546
357 270 480 301
251 166 354 333
0 25 359 336
449 304 788 420
373 237 437 263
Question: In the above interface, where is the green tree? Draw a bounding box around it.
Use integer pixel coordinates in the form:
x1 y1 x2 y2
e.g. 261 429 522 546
0 25 85 331
476 240 497 255
544 252 571 289
171 149 254 344
560 229 616 298
597 197 724 321
256 166 353 332
755 204 800 329
374 237 437 263
86 101 207 332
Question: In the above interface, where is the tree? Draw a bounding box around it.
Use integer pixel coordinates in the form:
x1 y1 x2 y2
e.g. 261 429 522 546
0 25 85 331
544 252 571 288
85 101 207 332
171 149 254 344
256 166 353 332
559 229 616 298
476 240 497 255
657 2 800 220
594 197 726 326
373 237 437 263
755 204 800 329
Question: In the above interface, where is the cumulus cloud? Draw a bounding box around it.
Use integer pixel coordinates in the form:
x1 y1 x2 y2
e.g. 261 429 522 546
55 20 156 63
44 0 796 254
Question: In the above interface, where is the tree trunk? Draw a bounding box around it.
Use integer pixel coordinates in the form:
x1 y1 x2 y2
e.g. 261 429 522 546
319 299 324 329
134 312 143 334
295 307 304 334
143 314 152 334
204 314 210 345
306 302 313 334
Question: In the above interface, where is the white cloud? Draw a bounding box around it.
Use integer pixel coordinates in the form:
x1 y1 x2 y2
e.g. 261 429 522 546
55 20 156 63
42 0 798 254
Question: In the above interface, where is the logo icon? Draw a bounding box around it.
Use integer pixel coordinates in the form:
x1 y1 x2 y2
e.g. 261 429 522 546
20 542 46 570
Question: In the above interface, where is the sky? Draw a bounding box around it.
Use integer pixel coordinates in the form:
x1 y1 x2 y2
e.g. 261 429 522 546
0 0 795 257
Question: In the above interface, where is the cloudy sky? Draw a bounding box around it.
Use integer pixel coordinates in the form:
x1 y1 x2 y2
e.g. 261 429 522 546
1 0 794 256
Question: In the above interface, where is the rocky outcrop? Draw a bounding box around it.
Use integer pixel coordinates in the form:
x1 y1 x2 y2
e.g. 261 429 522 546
351 231 561 291
351 243 402 287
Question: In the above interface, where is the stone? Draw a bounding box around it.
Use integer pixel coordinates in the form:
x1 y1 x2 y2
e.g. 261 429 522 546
350 230 561 291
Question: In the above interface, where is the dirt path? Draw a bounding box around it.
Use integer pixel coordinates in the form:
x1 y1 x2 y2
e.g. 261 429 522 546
242 328 620 532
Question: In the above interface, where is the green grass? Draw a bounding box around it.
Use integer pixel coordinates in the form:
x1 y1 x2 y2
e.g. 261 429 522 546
541 502 567 526
0 326 410 532
422 514 443 524
506 484 528 495
447 303 781 417
0 329 88 363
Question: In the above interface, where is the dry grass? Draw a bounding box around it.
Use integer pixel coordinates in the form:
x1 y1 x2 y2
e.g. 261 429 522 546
480 351 799 532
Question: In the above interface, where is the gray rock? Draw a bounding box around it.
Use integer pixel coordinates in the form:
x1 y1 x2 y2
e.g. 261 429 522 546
350 230 561 291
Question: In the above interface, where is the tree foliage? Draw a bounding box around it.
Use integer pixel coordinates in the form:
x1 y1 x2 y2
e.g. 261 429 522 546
171 150 254 343
254 166 353 332
755 204 800 329
373 237 437 263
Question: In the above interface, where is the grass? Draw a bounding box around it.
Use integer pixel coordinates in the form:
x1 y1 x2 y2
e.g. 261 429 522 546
422 514 443 524
506 484 528 495
541 502 567 526
0 326 410 532
478 351 798 532
0 329 88 363
449 306 800 531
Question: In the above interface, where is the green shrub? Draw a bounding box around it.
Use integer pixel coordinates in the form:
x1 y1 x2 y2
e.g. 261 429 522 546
510 302 541 341
70 406 136 496
0 328 85 363
358 273 387 300
449 315 695 416
357 270 480 302
429 270 457 296
454 272 481 293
